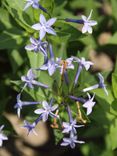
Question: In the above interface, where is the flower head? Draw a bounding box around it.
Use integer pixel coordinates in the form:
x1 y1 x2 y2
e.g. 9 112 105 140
81 10 97 34
56 57 74 75
34 99 59 122
83 73 108 96
61 133 84 149
14 94 40 118
72 56 93 85
25 37 48 56
23 120 37 135
62 120 84 134
0 125 8 147
21 69 48 89
83 93 96 115
38 44 58 76
24 0 39 10
73 57 93 70
98 73 108 96
32 14 56 40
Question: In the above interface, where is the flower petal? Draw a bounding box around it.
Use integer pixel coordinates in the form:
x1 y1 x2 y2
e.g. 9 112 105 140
42 112 48 122
40 14 46 24
40 29 46 40
82 25 88 33
34 108 45 114
42 101 49 109
51 104 58 111
32 23 41 30
25 44 36 51
87 26 92 34
23 2 32 10
46 18 57 26
46 27 56 35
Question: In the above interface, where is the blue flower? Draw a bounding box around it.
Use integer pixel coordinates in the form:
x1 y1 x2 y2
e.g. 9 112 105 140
83 73 108 96
25 37 48 56
38 44 58 76
72 56 93 86
14 94 40 118
34 99 59 122
81 10 97 34
0 125 8 147
56 57 74 75
23 115 42 135
61 133 84 149
63 106 84 134
83 93 96 115
24 0 47 13
23 120 37 135
32 14 57 40
21 69 48 89
62 120 84 134
65 10 97 34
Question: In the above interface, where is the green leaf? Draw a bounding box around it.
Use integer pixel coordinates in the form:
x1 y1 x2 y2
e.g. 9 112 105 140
8 49 23 73
53 129 63 144
112 73 117 98
2 0 33 33
0 8 12 30
0 30 26 49
109 118 117 150
26 51 44 69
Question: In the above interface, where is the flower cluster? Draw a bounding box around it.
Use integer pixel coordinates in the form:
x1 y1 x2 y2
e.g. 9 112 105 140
12 1 108 149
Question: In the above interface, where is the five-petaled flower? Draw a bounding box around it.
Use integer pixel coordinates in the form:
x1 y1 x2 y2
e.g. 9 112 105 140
83 93 96 115
62 120 84 134
25 37 48 56
32 14 56 40
61 133 84 149
38 44 58 76
56 57 74 75
21 69 48 89
0 125 8 147
23 120 37 135
81 9 97 34
72 57 93 85
14 94 40 118
34 99 59 122
24 0 39 10
83 73 108 96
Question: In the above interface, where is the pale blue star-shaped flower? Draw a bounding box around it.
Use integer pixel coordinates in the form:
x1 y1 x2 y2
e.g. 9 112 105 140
24 0 47 13
34 99 59 122
32 14 57 40
62 120 84 134
22 115 42 135
25 37 48 56
23 120 37 135
63 106 84 134
21 69 48 89
83 93 96 115
72 57 93 85
81 10 97 34
56 57 74 75
61 133 84 149
14 94 40 118
98 73 108 95
24 0 39 10
83 73 108 96
38 44 58 76
0 125 8 147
